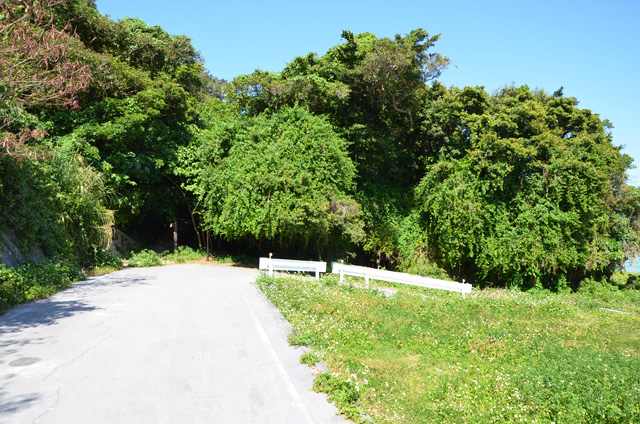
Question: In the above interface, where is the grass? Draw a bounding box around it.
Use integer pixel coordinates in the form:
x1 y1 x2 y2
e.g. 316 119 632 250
256 273 640 423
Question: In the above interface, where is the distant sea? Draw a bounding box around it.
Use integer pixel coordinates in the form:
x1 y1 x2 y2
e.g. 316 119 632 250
625 258 640 273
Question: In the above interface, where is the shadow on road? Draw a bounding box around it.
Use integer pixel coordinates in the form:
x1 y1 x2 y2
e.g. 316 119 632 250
0 272 150 334
0 299 98 335
0 389 41 418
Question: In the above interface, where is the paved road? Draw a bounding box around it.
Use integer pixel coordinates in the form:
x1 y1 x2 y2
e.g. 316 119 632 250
0 265 347 423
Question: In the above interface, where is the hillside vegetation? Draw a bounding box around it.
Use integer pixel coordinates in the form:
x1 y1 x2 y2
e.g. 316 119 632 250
1 0 640 293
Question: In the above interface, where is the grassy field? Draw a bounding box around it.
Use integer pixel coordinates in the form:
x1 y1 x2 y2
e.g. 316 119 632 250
256 274 640 423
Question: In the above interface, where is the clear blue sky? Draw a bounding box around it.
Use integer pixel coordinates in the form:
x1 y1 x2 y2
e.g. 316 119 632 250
96 0 640 185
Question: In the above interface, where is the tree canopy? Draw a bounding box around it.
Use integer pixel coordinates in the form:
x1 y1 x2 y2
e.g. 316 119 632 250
179 105 362 257
415 85 638 288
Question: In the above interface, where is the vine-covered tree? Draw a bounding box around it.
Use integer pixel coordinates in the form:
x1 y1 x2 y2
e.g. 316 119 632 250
178 105 363 258
414 84 640 289
228 29 450 261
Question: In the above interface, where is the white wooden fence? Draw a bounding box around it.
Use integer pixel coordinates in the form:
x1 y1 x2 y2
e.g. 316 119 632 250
331 262 472 297
259 254 327 279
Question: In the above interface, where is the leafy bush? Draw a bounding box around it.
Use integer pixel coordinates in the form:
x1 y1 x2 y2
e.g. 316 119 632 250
625 273 640 290
1 259 86 313
127 249 162 267
610 271 629 288
0 152 114 268
90 249 123 270
0 264 27 311
611 271 640 291
162 246 204 263
212 254 234 264
87 249 123 275
18 259 85 301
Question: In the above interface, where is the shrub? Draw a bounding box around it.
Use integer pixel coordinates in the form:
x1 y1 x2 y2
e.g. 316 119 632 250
1 259 87 312
625 273 640 290
0 153 114 268
18 259 84 300
163 246 204 263
90 249 123 271
0 264 26 311
128 249 163 267
610 271 629 288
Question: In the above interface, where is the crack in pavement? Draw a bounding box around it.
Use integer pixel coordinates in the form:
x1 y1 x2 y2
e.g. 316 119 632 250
32 387 60 424
43 335 111 382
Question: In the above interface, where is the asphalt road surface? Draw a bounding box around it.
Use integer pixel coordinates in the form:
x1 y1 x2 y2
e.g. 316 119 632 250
0 264 347 423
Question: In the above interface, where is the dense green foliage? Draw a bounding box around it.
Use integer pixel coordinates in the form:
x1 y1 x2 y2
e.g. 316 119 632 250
124 246 249 267
414 85 638 288
44 3 205 229
210 30 638 288
257 274 640 423
0 151 113 265
127 248 163 267
226 30 451 260
179 105 363 256
0 260 85 312
1 0 639 291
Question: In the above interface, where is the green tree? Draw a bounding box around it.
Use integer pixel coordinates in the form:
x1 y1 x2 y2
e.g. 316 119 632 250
228 29 449 263
179 105 363 258
414 85 639 289
38 2 207 233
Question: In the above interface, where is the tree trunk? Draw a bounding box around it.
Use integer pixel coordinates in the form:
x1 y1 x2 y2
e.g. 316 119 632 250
173 220 178 252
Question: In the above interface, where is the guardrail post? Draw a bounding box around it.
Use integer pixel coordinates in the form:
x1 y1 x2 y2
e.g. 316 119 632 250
315 265 319 280
365 271 369 289
268 253 273 277
339 260 344 283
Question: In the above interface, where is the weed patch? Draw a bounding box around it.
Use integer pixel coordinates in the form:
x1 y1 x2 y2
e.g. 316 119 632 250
300 351 320 365
313 372 362 421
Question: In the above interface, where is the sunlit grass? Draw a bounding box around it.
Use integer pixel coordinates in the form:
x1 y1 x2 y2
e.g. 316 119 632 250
256 274 640 423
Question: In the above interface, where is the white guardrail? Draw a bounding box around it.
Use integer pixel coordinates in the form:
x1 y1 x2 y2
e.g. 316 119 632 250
331 262 472 297
259 255 327 280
